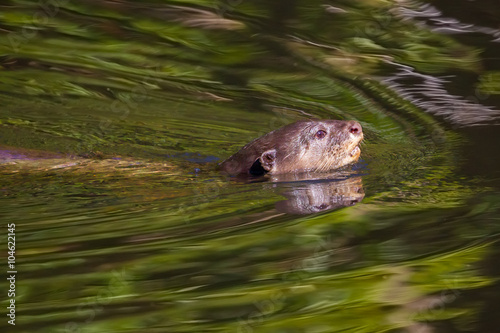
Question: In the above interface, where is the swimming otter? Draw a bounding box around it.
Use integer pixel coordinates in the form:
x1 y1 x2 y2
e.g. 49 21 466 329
219 119 363 176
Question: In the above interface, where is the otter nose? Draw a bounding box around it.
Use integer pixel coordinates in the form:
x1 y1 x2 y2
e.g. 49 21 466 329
348 121 362 135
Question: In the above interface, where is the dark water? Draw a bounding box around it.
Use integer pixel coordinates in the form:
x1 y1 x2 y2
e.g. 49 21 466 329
1 1 500 332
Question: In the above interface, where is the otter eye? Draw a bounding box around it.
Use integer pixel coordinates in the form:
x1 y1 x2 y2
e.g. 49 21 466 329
315 130 327 139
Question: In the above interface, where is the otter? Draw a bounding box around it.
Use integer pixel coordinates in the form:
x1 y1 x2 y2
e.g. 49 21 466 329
219 119 363 176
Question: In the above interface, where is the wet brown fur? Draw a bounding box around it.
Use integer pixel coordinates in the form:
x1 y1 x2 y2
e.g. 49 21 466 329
219 119 363 176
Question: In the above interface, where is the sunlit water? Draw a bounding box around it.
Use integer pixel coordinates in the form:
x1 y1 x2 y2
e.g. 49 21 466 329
1 1 500 332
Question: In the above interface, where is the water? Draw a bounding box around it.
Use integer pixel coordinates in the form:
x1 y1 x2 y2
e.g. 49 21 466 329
1 1 500 332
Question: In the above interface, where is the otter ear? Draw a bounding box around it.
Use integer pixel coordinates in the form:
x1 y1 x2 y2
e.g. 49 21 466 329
259 149 276 172
248 149 276 176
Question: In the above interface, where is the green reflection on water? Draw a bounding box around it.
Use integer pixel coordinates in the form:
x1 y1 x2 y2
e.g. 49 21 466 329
1 0 499 332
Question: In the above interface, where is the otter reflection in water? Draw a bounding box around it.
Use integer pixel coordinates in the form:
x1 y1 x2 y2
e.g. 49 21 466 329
219 119 363 176
271 173 364 215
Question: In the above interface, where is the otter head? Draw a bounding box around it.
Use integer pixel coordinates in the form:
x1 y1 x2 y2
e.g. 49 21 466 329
220 119 363 176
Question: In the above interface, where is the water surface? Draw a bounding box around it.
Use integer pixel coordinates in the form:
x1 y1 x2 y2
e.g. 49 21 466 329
1 1 500 332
